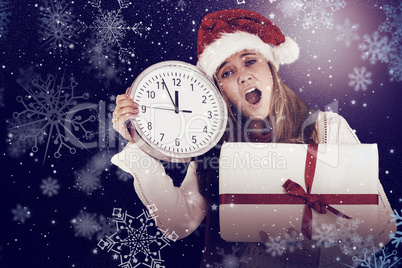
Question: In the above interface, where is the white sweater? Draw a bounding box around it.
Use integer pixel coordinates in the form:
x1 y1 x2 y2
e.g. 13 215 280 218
111 112 396 267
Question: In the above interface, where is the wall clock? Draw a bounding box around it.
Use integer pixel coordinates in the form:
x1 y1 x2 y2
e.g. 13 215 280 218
128 61 228 162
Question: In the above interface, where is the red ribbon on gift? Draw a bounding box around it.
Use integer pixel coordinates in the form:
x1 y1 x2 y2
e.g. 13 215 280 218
282 144 352 239
219 144 379 240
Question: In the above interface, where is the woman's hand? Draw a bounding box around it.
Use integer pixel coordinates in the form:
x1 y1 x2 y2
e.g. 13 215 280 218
112 87 139 142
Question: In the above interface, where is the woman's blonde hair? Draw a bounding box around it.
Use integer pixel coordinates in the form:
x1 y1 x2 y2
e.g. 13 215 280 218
196 62 318 204
215 62 318 143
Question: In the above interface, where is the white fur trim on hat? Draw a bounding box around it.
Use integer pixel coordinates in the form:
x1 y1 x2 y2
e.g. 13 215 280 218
196 31 299 78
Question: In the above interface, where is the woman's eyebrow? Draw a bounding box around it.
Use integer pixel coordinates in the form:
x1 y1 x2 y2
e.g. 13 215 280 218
240 52 257 58
217 61 228 74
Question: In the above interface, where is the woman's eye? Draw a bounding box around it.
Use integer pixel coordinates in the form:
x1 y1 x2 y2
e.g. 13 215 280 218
245 60 256 66
222 70 233 78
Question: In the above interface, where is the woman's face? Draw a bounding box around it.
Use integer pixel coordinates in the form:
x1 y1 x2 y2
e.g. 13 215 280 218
216 50 273 119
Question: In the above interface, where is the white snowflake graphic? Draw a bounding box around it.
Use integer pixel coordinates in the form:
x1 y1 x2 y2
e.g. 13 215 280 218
77 0 150 64
279 0 300 18
378 3 402 44
236 0 245 4
358 31 397 65
0 0 11 38
213 244 250 268
335 18 360 48
292 0 346 29
72 210 100 239
344 245 402 268
348 67 372 91
97 207 176 267
390 209 402 249
12 204 31 224
12 73 93 162
39 0 77 53
40 176 60 197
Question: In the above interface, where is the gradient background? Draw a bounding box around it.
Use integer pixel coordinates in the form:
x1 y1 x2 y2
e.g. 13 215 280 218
1 0 401 267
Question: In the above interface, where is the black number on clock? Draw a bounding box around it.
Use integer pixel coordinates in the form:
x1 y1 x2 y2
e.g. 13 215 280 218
147 122 152 130
175 138 180 146
156 81 166 89
141 105 147 113
207 111 212 119
203 126 208 133
172 78 181 86
147 90 155 99
191 136 197 144
160 133 165 141
201 95 207 104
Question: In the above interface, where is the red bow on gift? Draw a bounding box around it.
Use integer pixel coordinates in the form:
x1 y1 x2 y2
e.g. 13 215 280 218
282 144 351 240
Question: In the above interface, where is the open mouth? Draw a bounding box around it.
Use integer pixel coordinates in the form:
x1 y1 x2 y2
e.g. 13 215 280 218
245 88 262 105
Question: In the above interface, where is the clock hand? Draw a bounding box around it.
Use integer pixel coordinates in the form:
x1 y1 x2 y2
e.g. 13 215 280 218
161 79 177 111
143 106 192 113
175 91 179 114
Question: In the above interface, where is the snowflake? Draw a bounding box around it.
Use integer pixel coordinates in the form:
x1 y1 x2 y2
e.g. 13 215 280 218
0 0 11 38
82 38 121 84
74 167 102 195
264 236 287 257
39 0 77 53
116 168 132 182
12 204 31 224
358 31 397 65
13 73 93 162
335 18 360 48
40 176 60 197
6 115 42 159
95 215 115 241
345 245 402 268
388 50 402 83
378 2 402 44
177 0 186 11
72 210 100 239
213 244 250 268
313 222 338 248
97 207 175 267
77 0 150 64
348 67 372 91
279 0 300 18
390 209 402 248
292 0 346 29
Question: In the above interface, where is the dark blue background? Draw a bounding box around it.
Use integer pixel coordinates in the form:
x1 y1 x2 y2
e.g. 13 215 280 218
1 0 401 267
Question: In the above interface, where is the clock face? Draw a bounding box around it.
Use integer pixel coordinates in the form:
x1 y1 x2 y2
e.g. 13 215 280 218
129 61 227 162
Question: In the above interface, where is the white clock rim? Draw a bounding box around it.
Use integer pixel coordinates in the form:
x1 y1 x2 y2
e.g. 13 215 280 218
128 61 228 163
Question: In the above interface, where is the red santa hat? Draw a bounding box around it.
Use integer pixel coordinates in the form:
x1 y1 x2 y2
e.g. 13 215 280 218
197 9 299 78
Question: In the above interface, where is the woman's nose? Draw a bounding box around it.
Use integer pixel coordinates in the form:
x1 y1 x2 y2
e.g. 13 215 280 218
238 71 252 84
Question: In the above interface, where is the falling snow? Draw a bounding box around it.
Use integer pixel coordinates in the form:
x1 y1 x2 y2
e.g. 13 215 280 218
12 73 94 162
40 176 60 197
348 67 372 91
358 31 397 65
388 51 402 83
12 204 31 224
97 207 175 267
335 18 359 48
292 0 346 29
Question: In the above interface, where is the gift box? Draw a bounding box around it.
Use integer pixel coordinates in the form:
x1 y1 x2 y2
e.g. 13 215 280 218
219 143 379 242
